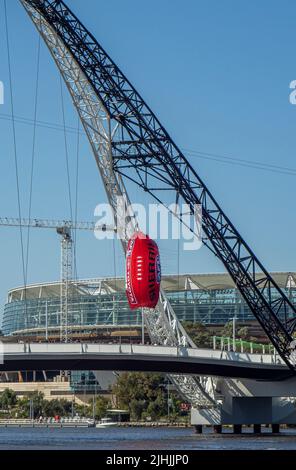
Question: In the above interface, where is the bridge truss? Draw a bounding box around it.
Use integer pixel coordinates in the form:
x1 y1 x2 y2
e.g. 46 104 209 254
17 0 296 408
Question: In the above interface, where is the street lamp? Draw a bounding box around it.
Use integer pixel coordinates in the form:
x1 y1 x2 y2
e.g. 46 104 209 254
71 397 74 419
167 378 171 421
232 316 237 352
29 398 34 422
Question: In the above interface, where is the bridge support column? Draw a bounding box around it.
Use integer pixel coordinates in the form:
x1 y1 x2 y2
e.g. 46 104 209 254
194 425 203 434
272 423 280 434
213 425 222 434
233 424 242 434
192 377 296 429
253 424 261 434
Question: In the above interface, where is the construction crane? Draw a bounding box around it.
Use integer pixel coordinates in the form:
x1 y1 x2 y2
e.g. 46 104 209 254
0 218 114 342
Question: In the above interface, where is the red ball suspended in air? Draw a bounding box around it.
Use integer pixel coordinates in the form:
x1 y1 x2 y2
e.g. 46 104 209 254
125 232 161 310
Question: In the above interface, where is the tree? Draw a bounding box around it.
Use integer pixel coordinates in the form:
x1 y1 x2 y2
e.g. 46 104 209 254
220 321 233 338
169 394 183 416
146 391 166 421
43 399 67 417
130 399 146 421
18 391 45 418
16 392 73 418
92 396 109 420
0 388 17 409
182 321 212 348
112 372 167 420
237 326 250 341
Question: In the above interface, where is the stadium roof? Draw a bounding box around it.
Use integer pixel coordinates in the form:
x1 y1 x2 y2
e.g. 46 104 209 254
7 272 296 302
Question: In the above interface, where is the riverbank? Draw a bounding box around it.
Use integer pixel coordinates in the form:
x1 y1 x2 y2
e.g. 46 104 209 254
0 419 94 428
0 419 190 428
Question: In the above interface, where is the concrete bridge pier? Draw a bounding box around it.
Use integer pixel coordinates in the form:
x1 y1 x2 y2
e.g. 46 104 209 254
191 376 296 429
272 423 280 433
253 424 261 434
194 425 203 434
213 425 222 434
233 424 242 434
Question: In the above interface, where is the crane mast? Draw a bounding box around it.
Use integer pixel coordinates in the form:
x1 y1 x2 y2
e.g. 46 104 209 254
0 218 112 343
57 226 72 343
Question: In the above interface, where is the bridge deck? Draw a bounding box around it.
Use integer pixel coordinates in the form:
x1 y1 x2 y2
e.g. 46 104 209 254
0 343 291 380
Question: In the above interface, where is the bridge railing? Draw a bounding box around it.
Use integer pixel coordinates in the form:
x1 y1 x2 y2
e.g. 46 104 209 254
212 336 275 355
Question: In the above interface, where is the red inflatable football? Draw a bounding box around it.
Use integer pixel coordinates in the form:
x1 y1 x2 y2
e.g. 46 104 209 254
125 231 161 310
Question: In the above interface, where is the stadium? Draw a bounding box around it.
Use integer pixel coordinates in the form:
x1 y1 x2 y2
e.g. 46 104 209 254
2 272 296 341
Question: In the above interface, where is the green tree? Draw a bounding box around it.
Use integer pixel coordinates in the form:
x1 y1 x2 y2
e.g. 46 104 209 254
112 372 167 421
113 372 161 407
237 326 250 341
71 403 84 418
182 321 212 348
169 394 183 416
147 391 166 421
44 398 73 417
16 392 73 418
221 322 252 341
92 396 109 420
18 391 45 418
130 399 146 421
0 388 17 410
220 321 233 338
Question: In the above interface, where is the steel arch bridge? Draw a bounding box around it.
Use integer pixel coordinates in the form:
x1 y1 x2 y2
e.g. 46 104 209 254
11 0 296 411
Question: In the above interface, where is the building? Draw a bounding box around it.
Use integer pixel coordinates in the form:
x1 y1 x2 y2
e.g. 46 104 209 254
0 371 117 405
2 272 296 339
1 272 296 400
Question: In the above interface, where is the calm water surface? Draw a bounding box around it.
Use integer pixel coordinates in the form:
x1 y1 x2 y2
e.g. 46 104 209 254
0 426 296 450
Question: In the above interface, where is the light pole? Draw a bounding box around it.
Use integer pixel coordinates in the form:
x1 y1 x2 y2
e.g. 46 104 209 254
45 300 48 341
29 398 34 422
141 308 145 345
167 378 170 421
232 316 237 352
92 394 95 423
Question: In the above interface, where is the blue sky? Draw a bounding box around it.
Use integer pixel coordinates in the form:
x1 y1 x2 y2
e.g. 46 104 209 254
0 0 296 321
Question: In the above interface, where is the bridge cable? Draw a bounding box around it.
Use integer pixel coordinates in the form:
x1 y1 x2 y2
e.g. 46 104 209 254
112 237 121 341
3 0 27 322
1 112 296 177
73 114 80 282
177 200 181 298
59 74 73 221
25 34 41 288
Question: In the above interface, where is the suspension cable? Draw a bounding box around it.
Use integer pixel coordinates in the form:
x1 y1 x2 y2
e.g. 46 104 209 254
112 237 120 341
2 112 296 177
59 74 73 221
4 0 26 316
25 34 41 286
73 114 80 282
177 217 180 297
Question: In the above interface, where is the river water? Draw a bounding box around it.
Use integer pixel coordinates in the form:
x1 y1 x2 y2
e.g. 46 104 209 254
0 426 296 450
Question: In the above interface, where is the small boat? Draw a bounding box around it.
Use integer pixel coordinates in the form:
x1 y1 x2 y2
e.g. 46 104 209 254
96 417 118 428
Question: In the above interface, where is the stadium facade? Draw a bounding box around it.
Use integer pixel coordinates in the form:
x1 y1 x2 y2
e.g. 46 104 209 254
2 272 296 338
